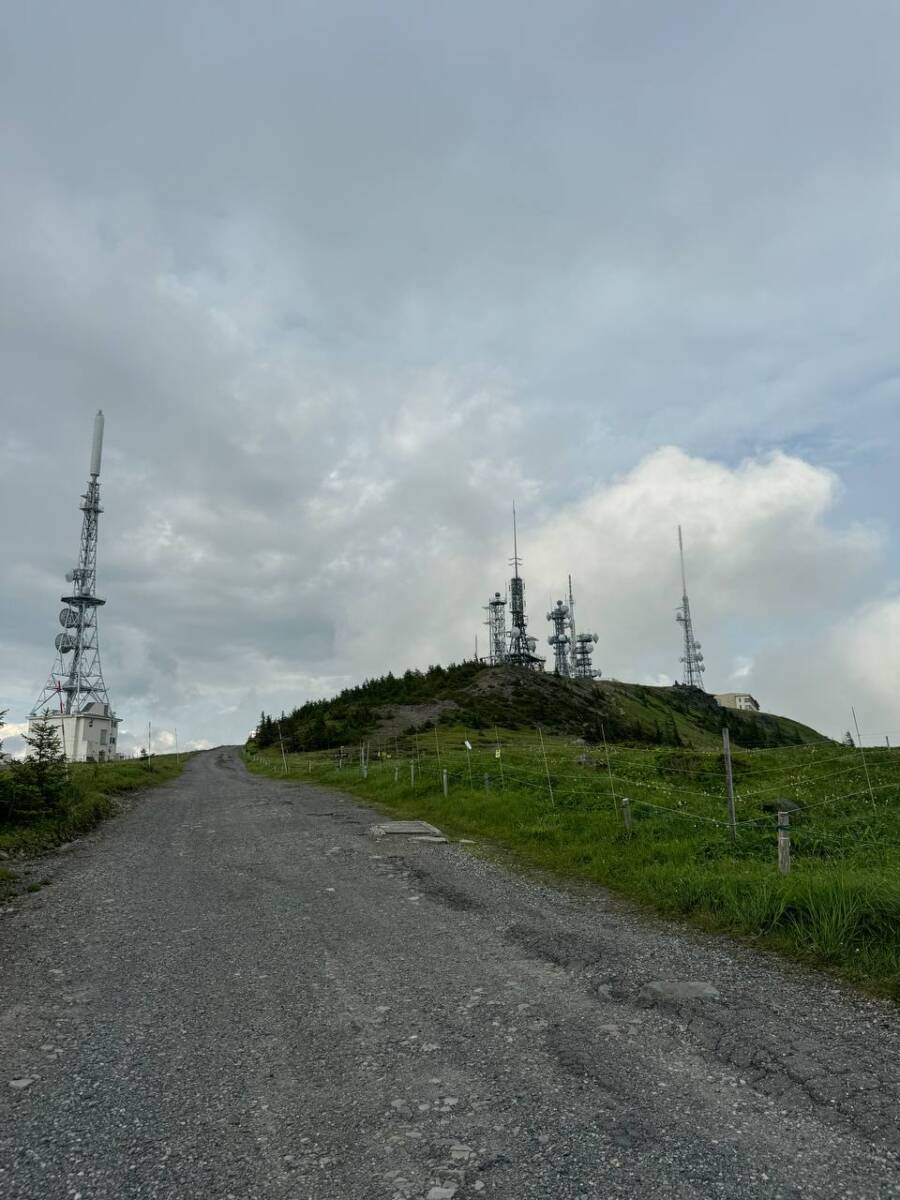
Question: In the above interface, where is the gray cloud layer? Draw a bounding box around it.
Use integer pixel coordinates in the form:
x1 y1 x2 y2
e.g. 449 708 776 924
3 2 898 752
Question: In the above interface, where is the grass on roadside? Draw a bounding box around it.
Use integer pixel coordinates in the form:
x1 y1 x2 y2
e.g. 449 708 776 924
0 754 188 858
245 729 900 1000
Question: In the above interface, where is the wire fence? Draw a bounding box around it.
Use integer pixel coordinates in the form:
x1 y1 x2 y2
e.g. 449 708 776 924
258 727 900 873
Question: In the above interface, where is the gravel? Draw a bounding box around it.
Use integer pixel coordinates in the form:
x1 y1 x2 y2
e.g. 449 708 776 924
0 747 898 1199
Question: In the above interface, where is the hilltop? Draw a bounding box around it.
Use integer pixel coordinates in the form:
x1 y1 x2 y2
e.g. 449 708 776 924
253 662 828 752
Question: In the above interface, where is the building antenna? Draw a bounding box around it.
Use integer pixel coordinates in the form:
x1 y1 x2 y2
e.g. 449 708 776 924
675 525 706 689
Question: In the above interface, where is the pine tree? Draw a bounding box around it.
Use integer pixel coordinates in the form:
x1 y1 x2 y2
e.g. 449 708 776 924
21 711 68 813
842 730 855 748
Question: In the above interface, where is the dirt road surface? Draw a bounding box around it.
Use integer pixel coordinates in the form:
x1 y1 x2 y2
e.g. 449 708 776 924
1 749 898 1198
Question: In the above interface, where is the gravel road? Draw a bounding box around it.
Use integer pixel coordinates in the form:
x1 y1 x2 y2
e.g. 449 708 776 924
1 748 898 1199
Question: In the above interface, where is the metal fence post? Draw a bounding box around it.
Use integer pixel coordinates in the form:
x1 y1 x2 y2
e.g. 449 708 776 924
722 727 737 840
777 810 791 875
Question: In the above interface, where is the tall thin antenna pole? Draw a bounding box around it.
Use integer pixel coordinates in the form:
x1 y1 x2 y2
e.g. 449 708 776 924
512 502 520 579
675 525 706 689
567 574 578 675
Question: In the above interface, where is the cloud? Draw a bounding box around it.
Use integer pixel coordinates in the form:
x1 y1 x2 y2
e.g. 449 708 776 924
2 2 898 748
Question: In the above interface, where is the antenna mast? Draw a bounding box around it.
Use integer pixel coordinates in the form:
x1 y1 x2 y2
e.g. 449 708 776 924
31 412 119 759
505 503 543 670
565 574 601 679
484 591 508 665
546 599 571 676
675 525 706 689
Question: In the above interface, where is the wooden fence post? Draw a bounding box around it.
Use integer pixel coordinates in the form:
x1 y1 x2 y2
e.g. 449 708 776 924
410 761 415 788
442 768 448 797
621 797 633 833
394 766 399 783
777 810 791 875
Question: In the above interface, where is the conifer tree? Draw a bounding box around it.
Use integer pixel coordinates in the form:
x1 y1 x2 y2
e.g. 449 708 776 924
21 710 68 812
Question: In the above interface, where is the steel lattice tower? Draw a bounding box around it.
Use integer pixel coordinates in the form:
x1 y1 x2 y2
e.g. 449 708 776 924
32 412 115 721
675 525 706 689
567 575 600 678
546 600 571 675
505 504 544 671
484 592 508 665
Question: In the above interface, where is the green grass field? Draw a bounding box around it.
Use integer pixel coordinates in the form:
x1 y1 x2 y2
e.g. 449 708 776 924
0 754 187 858
247 726 900 999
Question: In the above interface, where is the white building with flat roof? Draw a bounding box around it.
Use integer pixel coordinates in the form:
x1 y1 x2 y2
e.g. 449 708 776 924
715 692 761 713
37 702 120 763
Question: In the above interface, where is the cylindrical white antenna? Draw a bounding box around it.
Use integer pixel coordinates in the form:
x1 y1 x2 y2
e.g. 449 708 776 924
90 409 105 477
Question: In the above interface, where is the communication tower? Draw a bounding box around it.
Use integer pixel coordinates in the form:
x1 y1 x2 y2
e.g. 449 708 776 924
484 592 508 665
572 631 601 678
506 504 544 670
30 412 119 761
675 525 706 689
567 576 600 678
546 600 571 676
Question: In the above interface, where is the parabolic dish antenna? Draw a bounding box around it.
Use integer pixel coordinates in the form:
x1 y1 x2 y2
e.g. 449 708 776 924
59 608 79 628
55 633 77 653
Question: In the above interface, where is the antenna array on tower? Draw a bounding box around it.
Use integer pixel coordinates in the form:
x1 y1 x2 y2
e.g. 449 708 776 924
30 412 120 761
477 511 709 692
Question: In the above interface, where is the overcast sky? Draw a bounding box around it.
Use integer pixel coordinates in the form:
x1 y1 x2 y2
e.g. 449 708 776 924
3 2 899 754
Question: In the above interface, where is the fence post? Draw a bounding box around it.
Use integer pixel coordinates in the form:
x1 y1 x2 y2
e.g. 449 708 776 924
442 768 448 797
538 726 555 806
621 797 633 833
410 761 415 788
777 810 791 875
394 766 399 783
722 728 737 840
362 763 368 780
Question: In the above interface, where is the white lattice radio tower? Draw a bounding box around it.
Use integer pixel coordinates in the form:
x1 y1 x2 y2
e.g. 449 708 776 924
546 599 571 675
30 412 120 761
484 591 508 665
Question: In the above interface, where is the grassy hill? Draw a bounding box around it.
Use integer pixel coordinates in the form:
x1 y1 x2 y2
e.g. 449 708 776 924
253 661 828 753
